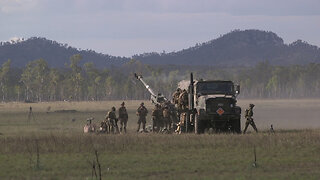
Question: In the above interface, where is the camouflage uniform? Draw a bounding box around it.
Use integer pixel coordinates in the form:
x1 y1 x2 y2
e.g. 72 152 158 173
106 107 119 134
151 104 162 132
176 112 187 134
178 89 188 111
118 102 128 133
136 102 148 132
163 106 171 130
172 88 181 105
100 121 108 133
243 104 258 134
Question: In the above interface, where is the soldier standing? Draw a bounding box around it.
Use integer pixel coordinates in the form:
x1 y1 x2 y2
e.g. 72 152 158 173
176 112 187 134
151 104 161 132
28 106 35 122
136 102 148 132
118 102 128 133
172 88 181 105
106 107 119 134
178 89 188 111
163 106 171 130
243 104 258 134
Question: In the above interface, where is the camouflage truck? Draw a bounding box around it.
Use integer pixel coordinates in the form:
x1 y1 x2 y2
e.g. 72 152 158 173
187 73 241 134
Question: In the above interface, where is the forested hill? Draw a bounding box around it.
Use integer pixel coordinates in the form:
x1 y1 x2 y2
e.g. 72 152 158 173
134 30 320 66
0 37 129 68
1 30 320 67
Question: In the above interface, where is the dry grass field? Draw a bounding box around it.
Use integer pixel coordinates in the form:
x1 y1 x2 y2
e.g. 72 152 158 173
0 99 320 179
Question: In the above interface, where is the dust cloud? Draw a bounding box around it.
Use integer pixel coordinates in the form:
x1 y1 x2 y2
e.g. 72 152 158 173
238 99 320 130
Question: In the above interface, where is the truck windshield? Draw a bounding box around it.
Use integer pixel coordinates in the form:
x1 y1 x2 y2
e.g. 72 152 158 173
196 81 234 95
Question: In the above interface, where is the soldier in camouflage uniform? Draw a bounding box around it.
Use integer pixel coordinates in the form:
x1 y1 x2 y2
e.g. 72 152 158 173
136 102 148 132
175 112 187 134
106 107 119 134
151 104 162 132
163 105 171 130
99 120 108 133
118 102 128 133
243 104 258 134
172 88 181 105
178 89 188 111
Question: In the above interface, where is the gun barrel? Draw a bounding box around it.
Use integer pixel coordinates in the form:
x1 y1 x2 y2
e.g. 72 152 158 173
134 73 168 105
134 73 157 97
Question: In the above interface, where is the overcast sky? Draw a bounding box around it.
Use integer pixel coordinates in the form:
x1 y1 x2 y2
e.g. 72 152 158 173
0 0 319 57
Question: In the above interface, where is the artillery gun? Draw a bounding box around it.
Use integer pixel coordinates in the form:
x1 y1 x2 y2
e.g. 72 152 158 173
187 73 242 134
134 73 178 131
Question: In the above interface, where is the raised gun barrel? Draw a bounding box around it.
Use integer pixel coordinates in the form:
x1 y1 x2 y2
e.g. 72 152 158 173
134 73 167 105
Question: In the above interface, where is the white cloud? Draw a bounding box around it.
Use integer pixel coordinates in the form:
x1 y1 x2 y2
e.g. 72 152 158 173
8 36 24 43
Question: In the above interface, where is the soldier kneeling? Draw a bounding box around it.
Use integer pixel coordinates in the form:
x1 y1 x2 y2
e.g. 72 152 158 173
106 107 119 134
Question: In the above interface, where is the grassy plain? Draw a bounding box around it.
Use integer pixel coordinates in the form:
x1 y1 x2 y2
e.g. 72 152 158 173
0 99 320 179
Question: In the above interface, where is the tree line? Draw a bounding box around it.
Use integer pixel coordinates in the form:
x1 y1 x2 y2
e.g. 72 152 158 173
0 54 319 102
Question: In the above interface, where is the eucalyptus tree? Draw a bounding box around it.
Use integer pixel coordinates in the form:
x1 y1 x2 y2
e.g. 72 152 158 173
68 54 84 100
0 59 11 101
20 59 49 101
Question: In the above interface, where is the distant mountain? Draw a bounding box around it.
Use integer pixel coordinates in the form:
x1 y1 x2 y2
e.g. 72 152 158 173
0 30 319 68
0 37 128 68
133 29 320 66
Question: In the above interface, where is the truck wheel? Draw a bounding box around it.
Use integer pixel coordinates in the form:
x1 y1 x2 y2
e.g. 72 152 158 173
234 118 241 134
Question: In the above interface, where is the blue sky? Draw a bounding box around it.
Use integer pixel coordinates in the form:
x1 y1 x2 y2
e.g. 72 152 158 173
0 0 319 57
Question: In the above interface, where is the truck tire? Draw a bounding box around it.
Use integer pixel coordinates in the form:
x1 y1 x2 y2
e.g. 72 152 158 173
234 118 241 134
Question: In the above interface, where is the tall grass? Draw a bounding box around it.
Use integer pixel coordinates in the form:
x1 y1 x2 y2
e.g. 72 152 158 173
0 100 320 179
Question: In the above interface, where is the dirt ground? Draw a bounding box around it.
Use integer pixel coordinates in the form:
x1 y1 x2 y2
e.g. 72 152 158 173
0 99 319 132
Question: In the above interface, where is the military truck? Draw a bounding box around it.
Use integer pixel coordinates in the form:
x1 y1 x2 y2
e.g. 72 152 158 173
187 73 241 134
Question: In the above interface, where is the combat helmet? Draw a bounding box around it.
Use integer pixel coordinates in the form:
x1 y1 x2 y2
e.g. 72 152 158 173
111 107 116 111
141 102 144 106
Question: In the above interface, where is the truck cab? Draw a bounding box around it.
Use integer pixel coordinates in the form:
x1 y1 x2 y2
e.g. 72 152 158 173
190 78 241 133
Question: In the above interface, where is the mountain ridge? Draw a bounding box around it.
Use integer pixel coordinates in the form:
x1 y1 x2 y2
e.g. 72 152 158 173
1 29 319 67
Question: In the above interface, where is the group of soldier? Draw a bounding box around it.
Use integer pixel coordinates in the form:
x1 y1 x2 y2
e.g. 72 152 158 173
99 101 150 134
171 88 190 133
149 88 191 133
100 102 129 134
151 103 174 133
98 87 259 134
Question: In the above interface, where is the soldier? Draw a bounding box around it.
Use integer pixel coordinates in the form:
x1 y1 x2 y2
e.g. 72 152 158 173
243 104 258 134
99 120 108 133
178 89 188 111
106 107 119 134
84 117 96 133
28 106 35 121
270 124 275 134
172 88 181 105
136 102 148 132
163 105 171 130
118 102 128 133
175 112 187 134
151 104 161 132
